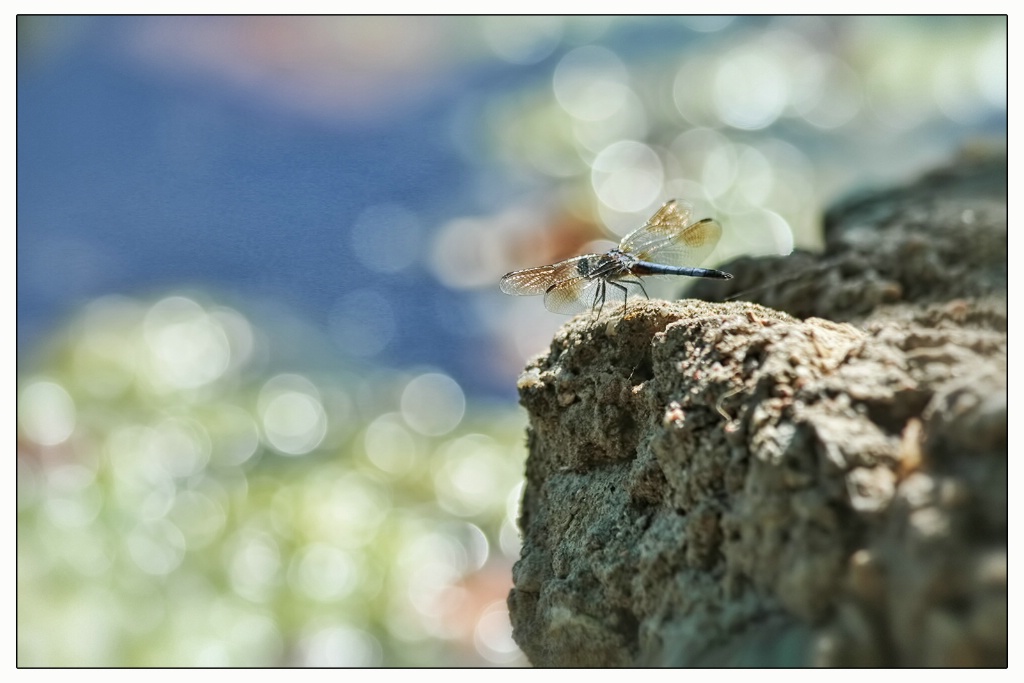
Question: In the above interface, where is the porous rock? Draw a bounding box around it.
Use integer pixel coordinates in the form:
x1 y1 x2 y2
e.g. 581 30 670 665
507 151 1006 666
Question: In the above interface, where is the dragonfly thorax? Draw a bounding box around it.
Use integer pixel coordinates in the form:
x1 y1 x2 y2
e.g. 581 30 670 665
587 249 639 280
573 253 629 277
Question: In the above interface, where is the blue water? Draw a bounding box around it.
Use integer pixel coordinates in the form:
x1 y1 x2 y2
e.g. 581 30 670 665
17 19 536 396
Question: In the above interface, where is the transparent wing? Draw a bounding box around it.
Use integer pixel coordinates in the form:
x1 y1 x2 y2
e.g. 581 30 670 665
619 200 722 268
542 276 603 315
500 254 604 296
500 256 587 296
544 273 650 315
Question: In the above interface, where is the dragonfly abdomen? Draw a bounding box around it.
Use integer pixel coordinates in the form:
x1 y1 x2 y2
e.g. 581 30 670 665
630 261 733 280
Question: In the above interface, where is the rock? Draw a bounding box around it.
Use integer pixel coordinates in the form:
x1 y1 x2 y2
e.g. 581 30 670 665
507 151 1006 666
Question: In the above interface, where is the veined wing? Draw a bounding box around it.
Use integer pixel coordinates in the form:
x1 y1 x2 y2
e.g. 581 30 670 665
499 255 598 296
542 254 639 314
541 276 606 314
619 200 722 268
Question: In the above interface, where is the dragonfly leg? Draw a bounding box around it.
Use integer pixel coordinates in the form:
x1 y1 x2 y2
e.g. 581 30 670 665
621 278 650 301
594 280 607 320
609 280 630 315
637 279 650 301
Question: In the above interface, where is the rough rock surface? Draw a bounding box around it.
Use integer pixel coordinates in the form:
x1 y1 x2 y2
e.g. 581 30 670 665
507 151 1006 666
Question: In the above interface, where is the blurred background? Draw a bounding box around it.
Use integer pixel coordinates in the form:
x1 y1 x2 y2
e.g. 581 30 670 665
17 16 1006 666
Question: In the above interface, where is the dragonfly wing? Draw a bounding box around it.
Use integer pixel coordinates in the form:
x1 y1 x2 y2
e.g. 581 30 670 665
620 199 722 268
641 218 722 269
500 256 592 296
542 277 602 314
619 199 693 253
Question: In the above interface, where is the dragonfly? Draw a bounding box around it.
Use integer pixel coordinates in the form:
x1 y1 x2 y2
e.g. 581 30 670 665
499 199 733 316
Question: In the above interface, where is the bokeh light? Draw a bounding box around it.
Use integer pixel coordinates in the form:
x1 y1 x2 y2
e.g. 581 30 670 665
349 203 424 274
142 296 233 391
18 380 77 446
553 45 630 121
18 15 1004 667
713 46 789 130
474 599 522 665
18 294 528 666
481 16 563 65
328 289 398 359
400 372 466 437
258 374 328 456
591 140 664 214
